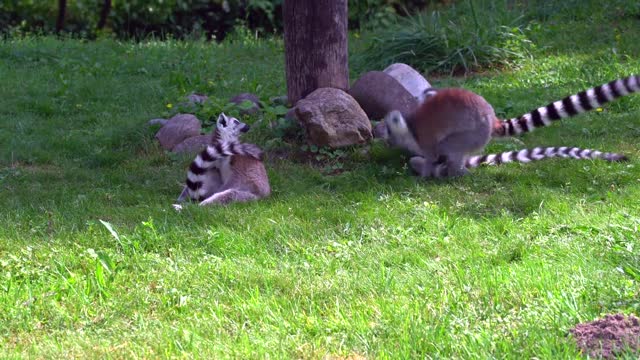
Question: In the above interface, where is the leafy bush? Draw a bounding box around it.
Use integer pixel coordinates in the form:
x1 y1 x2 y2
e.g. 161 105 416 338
109 0 284 40
354 0 535 75
348 0 432 30
0 0 437 40
0 0 285 40
0 0 102 36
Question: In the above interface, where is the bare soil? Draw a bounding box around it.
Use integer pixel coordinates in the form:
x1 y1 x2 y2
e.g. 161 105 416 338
570 313 640 359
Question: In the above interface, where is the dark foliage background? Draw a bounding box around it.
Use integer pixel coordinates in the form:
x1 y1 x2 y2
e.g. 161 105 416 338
0 0 434 40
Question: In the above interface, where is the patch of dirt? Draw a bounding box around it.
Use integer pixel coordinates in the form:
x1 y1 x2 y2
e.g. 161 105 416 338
570 313 640 359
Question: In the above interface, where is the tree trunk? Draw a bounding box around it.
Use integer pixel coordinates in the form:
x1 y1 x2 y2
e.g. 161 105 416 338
56 0 67 33
97 0 112 30
283 0 349 105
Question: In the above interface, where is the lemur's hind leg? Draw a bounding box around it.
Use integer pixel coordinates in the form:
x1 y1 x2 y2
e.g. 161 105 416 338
408 151 441 177
432 128 490 177
199 189 259 206
435 151 469 178
410 154 458 178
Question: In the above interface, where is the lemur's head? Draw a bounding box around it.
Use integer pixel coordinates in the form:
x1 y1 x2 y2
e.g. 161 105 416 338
384 110 411 146
214 113 250 143
382 110 424 156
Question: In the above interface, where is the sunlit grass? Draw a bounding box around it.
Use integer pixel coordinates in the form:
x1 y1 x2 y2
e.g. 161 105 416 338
1 8 640 358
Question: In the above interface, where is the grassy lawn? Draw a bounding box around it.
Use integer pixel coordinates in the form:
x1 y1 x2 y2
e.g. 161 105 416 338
1 8 640 359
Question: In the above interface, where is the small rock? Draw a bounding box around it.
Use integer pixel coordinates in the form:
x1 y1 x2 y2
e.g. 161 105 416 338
383 63 431 99
187 93 209 104
269 95 289 106
147 118 168 127
348 71 418 120
172 134 211 153
285 107 297 122
295 88 371 148
155 114 202 151
268 109 300 136
230 93 261 115
372 121 388 139
176 93 209 111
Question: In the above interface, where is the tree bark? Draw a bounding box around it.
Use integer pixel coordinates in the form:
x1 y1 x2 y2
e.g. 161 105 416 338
283 0 349 105
97 0 112 30
56 0 67 33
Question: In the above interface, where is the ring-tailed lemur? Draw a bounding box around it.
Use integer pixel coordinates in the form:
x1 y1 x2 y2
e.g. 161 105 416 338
421 146 627 178
176 113 270 206
176 113 260 202
384 85 629 178
381 75 640 156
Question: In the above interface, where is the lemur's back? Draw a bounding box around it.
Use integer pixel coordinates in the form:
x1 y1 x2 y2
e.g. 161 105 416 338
411 88 495 149
227 155 271 198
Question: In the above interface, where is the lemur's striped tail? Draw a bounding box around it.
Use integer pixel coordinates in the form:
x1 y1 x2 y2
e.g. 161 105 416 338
433 147 626 178
466 146 628 168
185 142 263 201
493 75 640 137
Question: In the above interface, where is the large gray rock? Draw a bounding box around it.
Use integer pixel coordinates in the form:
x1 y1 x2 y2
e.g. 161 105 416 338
383 63 431 99
349 63 432 120
230 93 261 115
295 88 371 147
348 71 418 120
155 114 202 151
172 134 210 153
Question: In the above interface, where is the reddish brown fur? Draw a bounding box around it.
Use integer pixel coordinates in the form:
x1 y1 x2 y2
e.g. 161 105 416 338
410 88 496 152
492 118 505 136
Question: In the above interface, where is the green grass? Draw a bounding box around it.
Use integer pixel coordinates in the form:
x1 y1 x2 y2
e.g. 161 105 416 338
354 0 640 76
1 7 640 358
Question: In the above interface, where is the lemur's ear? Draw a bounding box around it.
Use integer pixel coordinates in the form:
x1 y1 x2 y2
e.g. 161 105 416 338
217 113 228 127
418 88 438 103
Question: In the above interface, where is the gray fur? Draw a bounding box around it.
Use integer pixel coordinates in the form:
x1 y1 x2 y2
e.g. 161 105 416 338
198 155 270 206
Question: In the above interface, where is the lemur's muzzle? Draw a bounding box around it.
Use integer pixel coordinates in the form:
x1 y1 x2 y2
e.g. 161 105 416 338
241 124 250 133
